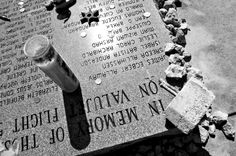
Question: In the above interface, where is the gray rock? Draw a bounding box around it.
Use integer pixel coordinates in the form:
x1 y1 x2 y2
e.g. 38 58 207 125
222 121 235 140
200 118 210 129
165 24 175 32
164 8 180 27
165 64 187 79
212 111 228 126
163 0 176 10
168 54 185 65
179 22 190 35
198 125 209 144
187 67 203 81
171 29 186 47
164 43 184 56
164 42 176 54
159 8 168 18
183 52 192 62
174 44 185 55
208 124 216 137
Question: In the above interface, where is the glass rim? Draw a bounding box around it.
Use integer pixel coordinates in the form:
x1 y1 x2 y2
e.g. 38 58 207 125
23 35 51 59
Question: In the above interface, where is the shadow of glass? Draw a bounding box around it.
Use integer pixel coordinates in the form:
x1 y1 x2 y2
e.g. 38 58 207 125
62 85 91 150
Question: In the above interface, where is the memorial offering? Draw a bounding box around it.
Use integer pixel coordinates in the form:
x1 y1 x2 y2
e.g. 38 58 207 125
23 35 79 93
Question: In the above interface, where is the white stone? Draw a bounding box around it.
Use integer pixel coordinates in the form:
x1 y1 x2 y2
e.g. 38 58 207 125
80 32 87 38
143 12 151 18
200 118 210 128
109 4 115 9
222 121 235 140
180 23 188 30
212 111 228 125
168 54 184 65
164 42 175 54
18 1 24 5
19 8 25 12
95 78 102 85
198 125 209 144
208 124 216 136
165 64 187 79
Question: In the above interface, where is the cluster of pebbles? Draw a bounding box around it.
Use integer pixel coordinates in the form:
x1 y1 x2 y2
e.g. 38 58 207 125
105 0 235 155
156 0 203 88
155 0 235 142
199 109 235 141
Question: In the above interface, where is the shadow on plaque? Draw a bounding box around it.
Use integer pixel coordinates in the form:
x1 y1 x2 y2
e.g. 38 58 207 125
62 85 91 150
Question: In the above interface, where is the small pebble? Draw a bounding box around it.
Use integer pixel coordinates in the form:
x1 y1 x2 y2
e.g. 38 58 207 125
18 1 24 5
19 8 25 12
208 124 216 136
212 110 228 126
200 118 210 129
198 125 209 144
165 64 187 79
95 78 102 85
109 4 115 9
168 54 184 65
80 32 87 38
183 51 192 62
222 121 235 140
180 22 188 30
143 12 151 18
164 42 175 54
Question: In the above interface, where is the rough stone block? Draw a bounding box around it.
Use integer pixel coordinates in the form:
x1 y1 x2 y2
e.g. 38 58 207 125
165 77 215 134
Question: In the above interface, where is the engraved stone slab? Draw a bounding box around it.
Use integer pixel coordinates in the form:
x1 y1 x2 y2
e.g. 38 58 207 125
0 0 176 155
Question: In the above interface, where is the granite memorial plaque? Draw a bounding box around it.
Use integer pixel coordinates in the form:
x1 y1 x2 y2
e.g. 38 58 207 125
0 0 176 155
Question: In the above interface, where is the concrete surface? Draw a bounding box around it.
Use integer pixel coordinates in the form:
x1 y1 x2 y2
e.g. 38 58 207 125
178 0 236 155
